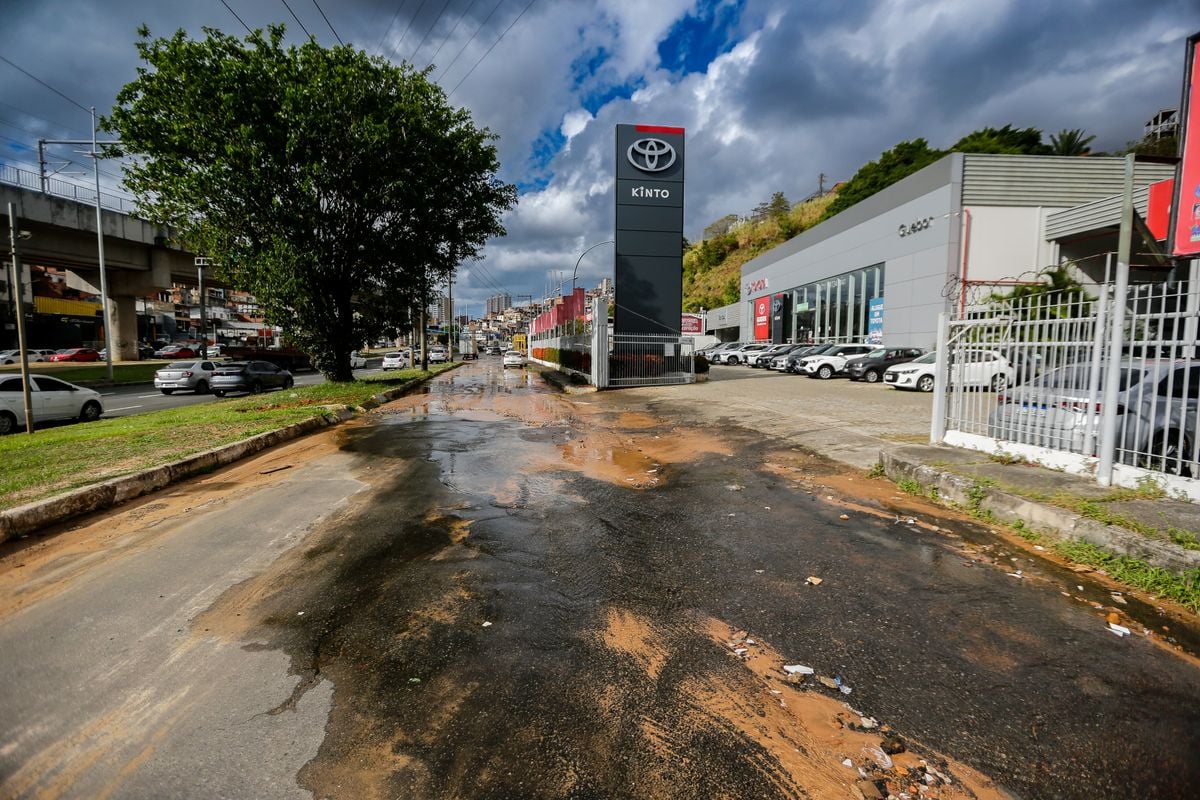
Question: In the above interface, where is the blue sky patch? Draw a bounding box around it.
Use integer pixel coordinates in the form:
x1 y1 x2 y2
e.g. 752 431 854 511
658 0 745 76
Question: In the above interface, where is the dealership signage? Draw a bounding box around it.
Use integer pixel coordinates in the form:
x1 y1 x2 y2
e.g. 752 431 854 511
753 296 770 340
1171 30 1200 257
681 313 703 334
614 124 686 333
868 297 884 344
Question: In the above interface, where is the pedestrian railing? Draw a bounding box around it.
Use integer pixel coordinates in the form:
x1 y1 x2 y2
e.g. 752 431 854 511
933 269 1200 499
0 162 138 214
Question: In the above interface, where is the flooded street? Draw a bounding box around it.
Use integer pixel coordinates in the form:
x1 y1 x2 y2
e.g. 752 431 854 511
2 360 1199 799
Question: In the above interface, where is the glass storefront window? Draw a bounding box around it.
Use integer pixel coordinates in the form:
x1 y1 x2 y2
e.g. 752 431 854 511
788 263 885 344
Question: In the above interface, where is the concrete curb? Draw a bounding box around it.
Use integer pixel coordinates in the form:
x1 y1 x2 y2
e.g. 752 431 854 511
0 367 457 543
529 363 598 395
879 448 1200 575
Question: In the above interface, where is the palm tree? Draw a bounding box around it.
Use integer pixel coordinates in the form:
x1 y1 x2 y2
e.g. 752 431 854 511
1049 128 1096 156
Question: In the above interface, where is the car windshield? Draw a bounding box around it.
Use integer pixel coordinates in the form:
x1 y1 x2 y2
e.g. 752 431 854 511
217 363 248 372
385 352 403 358
911 352 937 364
167 361 196 369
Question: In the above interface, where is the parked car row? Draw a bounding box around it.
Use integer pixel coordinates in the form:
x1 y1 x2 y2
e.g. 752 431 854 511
698 341 1020 392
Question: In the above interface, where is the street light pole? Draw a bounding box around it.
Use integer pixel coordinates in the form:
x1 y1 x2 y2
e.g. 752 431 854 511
90 107 114 382
6 203 34 434
572 240 615 294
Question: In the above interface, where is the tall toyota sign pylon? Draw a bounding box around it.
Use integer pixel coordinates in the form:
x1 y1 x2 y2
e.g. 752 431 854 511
614 124 685 334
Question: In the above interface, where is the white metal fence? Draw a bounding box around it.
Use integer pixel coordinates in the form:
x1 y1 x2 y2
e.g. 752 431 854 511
607 333 696 387
1 163 137 214
934 264 1200 498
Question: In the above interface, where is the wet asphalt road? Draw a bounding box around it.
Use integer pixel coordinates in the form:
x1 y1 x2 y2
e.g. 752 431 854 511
1 360 1199 799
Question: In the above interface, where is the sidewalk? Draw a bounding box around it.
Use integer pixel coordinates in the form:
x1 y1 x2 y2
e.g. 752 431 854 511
583 367 1200 578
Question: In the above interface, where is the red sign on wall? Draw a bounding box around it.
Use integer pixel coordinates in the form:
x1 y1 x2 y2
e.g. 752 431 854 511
681 314 703 334
1171 32 1200 257
1148 179 1175 241
753 297 770 340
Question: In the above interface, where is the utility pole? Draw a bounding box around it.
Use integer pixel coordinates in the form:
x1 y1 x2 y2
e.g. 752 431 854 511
6 203 34 434
447 273 454 360
195 258 212 356
818 173 826 195
39 116 121 379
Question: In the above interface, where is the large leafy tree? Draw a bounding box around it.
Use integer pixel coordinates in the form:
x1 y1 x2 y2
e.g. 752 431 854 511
105 25 516 380
949 124 1050 155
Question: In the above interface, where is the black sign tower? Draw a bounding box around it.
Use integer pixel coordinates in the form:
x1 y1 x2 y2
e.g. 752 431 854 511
614 124 685 334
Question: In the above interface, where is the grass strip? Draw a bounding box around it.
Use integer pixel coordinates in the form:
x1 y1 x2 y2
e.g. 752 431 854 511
1053 539 1200 613
0 364 457 511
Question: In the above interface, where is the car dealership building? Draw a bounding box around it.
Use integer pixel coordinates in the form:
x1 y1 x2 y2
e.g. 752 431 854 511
708 153 1175 348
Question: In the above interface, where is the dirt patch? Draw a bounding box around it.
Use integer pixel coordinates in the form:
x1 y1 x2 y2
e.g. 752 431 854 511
601 608 668 680
696 616 1010 800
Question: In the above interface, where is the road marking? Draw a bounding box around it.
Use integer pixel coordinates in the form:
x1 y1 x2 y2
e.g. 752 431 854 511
137 393 163 398
106 405 142 412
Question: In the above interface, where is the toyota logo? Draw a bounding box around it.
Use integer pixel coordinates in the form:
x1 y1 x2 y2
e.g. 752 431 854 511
627 138 677 172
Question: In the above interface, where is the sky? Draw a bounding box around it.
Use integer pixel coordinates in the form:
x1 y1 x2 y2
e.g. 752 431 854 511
0 0 1196 317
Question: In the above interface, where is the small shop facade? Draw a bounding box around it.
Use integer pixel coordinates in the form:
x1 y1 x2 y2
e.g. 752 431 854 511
736 153 1175 349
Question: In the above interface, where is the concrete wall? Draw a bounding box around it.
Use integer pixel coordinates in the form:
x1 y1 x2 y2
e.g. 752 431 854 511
963 205 1066 284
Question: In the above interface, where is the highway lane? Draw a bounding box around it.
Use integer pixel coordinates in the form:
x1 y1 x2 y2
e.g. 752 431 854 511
97 368 382 418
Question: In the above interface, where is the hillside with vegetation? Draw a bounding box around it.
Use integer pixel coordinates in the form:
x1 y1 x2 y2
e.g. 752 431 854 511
683 121 1170 313
683 192 835 312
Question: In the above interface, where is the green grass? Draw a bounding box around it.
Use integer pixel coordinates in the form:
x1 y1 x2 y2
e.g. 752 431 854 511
0 364 457 511
1053 539 1200 612
0 362 164 385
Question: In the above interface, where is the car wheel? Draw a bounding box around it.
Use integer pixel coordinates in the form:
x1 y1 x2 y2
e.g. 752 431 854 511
864 369 881 383
1144 433 1194 478
991 373 1008 392
195 380 208 395
817 364 834 379
0 411 15 435
161 389 174 395
917 375 935 392
283 377 294 389
727 356 738 365
79 401 102 422
251 380 264 394
214 390 226 397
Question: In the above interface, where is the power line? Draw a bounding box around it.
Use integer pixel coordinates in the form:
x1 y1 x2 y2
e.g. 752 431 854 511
0 100 89 138
447 0 537 98
425 0 480 71
217 0 253 34
435 0 505 80
375 0 414 55
393 0 430 57
409 0 453 62
310 0 343 45
280 0 313 38
0 56 89 113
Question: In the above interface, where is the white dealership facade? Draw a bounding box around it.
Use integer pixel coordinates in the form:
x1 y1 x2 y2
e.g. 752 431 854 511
708 153 1174 347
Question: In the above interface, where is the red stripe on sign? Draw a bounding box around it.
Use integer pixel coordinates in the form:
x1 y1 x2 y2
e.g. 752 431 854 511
636 125 685 134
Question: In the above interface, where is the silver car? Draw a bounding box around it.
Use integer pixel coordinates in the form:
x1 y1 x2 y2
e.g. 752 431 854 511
988 360 1200 475
154 360 217 395
381 351 408 370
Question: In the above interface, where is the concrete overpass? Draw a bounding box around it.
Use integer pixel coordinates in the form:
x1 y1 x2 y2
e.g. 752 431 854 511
2 179 198 360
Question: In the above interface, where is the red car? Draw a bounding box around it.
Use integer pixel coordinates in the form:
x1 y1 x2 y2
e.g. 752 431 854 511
49 348 101 362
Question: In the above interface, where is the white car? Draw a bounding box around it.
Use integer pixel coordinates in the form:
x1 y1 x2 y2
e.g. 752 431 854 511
0 374 104 434
502 351 526 368
349 351 367 369
428 348 448 364
800 344 878 379
381 351 408 370
884 349 1014 392
0 349 53 364
717 343 771 365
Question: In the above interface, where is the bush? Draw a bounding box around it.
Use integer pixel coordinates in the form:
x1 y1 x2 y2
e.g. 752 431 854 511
694 354 710 374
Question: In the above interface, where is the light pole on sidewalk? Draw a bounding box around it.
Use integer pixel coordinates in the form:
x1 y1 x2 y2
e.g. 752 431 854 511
571 240 614 295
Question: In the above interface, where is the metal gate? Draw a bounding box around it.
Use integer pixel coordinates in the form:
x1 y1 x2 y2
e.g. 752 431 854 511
606 333 696 387
932 267 1200 499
